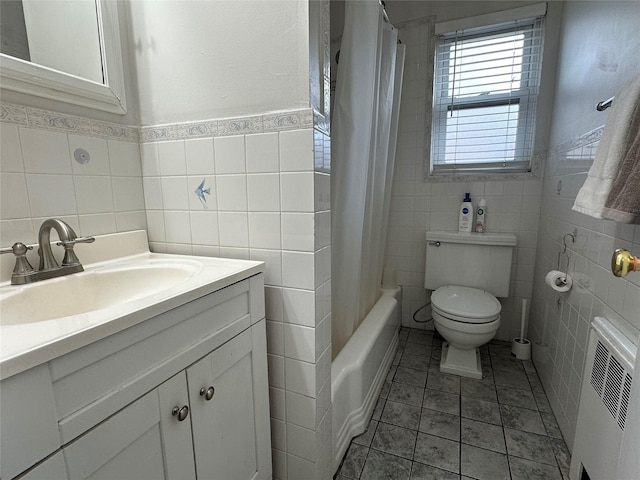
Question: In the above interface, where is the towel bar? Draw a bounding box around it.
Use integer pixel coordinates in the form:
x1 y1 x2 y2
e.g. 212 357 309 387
611 249 639 277
596 96 615 111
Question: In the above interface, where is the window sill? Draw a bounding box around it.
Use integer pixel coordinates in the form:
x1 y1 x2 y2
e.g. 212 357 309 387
424 152 545 183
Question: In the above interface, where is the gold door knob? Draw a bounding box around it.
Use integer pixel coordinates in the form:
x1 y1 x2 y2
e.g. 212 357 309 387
611 249 639 277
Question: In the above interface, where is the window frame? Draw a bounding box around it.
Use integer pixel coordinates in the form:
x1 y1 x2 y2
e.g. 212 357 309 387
430 16 544 176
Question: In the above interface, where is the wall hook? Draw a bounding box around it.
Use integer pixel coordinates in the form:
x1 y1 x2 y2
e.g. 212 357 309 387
557 233 575 272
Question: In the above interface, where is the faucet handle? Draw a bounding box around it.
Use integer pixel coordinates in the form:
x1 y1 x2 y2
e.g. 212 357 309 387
56 236 96 247
0 242 36 277
56 236 95 267
1 242 33 256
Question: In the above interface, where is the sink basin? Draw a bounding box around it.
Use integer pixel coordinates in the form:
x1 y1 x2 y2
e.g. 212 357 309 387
0 230 265 381
0 262 200 325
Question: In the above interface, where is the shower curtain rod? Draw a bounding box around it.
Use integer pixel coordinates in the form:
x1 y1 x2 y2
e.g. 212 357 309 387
379 0 402 43
379 0 390 24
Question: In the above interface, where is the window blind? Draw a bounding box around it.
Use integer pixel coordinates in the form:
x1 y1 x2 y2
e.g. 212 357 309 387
431 15 545 174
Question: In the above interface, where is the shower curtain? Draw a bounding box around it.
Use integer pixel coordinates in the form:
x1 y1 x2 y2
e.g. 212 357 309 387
331 0 405 359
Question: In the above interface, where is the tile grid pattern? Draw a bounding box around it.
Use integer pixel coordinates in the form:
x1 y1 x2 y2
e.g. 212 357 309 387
0 122 146 258
531 123 640 446
334 328 571 480
381 20 544 342
141 127 332 480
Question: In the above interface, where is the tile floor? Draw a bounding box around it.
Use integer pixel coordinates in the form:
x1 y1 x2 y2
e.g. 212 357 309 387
334 327 571 480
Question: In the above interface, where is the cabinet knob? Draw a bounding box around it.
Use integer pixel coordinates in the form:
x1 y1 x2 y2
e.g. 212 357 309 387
200 386 215 401
172 405 189 421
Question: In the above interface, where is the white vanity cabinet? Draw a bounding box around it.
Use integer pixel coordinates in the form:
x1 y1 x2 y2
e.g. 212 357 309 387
61 371 196 480
4 272 270 480
187 325 270 480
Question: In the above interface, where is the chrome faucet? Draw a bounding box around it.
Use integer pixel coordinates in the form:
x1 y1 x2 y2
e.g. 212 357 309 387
0 219 94 285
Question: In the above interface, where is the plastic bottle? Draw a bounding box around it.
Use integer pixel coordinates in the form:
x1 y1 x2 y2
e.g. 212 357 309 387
475 198 487 233
458 193 473 232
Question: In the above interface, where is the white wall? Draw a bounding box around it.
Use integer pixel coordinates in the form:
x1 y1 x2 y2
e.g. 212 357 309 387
128 0 311 125
530 0 640 449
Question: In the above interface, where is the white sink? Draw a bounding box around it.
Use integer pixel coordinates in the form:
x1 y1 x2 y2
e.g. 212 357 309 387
0 261 200 325
0 231 264 380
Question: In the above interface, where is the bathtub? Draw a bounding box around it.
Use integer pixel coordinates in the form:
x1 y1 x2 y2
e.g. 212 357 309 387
331 287 401 471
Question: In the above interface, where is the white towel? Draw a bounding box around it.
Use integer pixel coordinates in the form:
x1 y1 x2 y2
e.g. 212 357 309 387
572 74 640 222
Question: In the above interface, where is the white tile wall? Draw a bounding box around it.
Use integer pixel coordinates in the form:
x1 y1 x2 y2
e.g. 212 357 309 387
214 135 246 174
246 132 279 173
157 140 186 175
0 123 146 256
384 21 544 341
141 125 332 479
526 1 640 451
530 133 640 449
184 138 215 175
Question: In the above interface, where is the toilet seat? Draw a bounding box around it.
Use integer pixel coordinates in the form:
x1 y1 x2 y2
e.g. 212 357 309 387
431 285 501 324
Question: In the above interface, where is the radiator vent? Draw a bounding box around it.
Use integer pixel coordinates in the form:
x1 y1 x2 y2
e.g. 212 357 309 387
590 340 633 431
591 341 608 395
618 374 632 431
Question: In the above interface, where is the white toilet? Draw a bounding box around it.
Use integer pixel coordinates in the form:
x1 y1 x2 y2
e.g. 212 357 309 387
424 230 517 379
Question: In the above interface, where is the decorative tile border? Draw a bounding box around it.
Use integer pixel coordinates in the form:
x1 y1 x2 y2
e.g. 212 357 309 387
141 120 218 143
264 109 314 133
141 109 314 142
0 104 28 126
91 120 139 143
26 107 93 135
0 102 139 142
549 125 604 160
546 125 604 177
1 102 315 143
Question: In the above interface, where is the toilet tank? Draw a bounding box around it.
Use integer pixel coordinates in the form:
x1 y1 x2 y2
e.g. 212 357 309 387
424 230 517 297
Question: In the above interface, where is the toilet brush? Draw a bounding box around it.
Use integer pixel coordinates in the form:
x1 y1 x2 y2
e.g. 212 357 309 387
511 299 531 360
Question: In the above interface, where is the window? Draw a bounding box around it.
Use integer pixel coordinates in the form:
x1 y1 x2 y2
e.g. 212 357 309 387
430 10 545 175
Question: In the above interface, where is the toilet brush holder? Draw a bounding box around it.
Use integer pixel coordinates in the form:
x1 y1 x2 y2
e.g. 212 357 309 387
511 338 531 360
512 298 531 360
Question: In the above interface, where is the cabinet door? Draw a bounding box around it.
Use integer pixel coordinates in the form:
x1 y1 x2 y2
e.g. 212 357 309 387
187 324 270 480
63 372 196 480
16 452 68 480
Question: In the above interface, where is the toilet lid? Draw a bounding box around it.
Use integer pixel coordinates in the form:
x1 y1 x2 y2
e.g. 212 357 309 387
431 285 501 323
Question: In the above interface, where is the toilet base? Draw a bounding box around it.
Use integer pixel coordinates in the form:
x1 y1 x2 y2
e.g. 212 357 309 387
439 342 483 379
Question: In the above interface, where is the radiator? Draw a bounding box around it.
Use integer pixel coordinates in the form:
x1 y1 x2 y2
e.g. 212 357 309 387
570 317 637 480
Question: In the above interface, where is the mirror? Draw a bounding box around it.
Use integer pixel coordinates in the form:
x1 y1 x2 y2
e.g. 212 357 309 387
0 0 127 114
